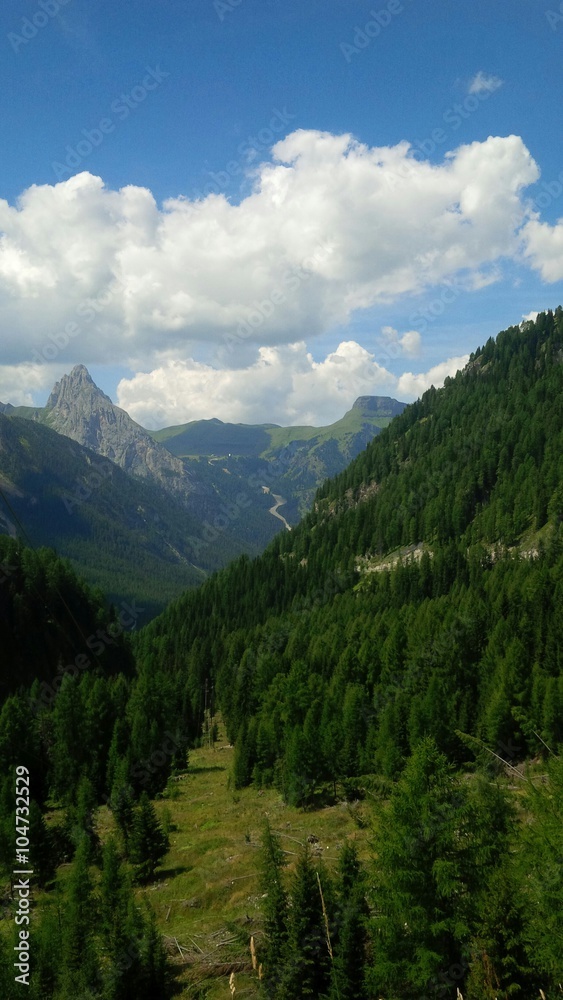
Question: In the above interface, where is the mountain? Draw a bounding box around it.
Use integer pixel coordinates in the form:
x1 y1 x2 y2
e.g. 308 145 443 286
13 368 405 524
0 365 401 621
43 365 194 504
153 393 406 518
139 308 563 768
0 412 225 619
7 367 406 547
1 310 562 998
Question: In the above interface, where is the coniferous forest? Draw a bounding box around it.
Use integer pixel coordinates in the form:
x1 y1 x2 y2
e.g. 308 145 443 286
0 310 562 998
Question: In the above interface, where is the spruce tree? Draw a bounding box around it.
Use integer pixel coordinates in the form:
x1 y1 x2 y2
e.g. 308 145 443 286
329 843 368 1000
59 837 99 996
109 756 135 850
367 738 473 998
259 820 288 994
277 844 331 999
128 792 169 883
137 906 169 1000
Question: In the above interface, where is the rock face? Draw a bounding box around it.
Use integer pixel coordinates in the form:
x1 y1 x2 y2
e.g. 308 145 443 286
352 396 406 417
44 365 193 502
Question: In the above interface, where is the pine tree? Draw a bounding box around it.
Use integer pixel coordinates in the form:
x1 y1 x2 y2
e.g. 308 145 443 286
329 843 368 1000
367 738 473 998
67 773 98 859
137 906 169 1000
259 821 288 994
277 844 331 999
518 754 563 988
128 792 169 883
59 837 99 995
109 756 135 849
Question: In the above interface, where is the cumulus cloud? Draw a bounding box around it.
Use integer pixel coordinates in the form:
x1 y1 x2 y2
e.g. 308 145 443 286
522 218 563 282
117 341 396 427
396 355 470 398
468 72 503 95
381 325 422 357
0 129 554 423
0 362 61 407
116 341 469 428
0 131 540 376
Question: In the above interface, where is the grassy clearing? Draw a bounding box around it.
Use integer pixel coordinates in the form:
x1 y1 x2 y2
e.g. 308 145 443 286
135 719 372 999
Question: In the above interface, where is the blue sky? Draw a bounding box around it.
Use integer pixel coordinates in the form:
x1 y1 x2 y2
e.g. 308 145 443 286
0 0 562 426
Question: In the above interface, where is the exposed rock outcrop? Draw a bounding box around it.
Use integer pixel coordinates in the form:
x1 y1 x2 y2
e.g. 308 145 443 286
44 365 193 502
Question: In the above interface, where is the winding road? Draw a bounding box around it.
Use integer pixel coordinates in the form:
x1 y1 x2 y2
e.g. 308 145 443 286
267 492 292 531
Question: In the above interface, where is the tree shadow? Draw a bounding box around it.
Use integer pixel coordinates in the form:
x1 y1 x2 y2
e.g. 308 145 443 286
156 864 191 881
189 764 226 774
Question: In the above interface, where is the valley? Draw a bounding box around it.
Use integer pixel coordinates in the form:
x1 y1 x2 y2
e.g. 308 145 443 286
0 370 402 618
0 311 562 999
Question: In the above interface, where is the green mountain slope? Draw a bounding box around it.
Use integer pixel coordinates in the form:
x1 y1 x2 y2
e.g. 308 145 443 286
138 308 563 760
129 309 563 995
153 395 406 518
1 310 562 1000
0 413 264 619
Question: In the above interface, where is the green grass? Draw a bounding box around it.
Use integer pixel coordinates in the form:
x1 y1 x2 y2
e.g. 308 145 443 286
128 720 372 998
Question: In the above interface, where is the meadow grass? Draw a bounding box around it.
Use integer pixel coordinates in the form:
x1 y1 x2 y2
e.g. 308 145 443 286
135 719 371 998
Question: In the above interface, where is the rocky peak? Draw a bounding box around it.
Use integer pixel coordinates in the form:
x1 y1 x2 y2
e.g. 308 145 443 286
351 396 406 417
44 366 193 502
47 365 111 411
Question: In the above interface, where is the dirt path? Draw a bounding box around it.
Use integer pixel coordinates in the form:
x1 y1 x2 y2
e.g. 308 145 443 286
268 493 291 531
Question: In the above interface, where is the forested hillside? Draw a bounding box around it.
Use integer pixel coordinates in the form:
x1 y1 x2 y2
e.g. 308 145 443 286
0 414 254 619
133 309 563 996
0 541 198 997
0 310 561 998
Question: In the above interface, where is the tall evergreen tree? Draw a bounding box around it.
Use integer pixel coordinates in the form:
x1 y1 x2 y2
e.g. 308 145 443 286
259 820 288 994
329 843 368 1000
368 738 473 998
59 837 99 996
277 844 331 999
128 792 169 883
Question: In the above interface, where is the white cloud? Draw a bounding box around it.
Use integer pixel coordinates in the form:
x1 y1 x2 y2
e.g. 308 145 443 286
468 72 503 95
396 355 470 398
522 218 563 282
0 362 60 406
116 341 469 428
117 341 396 427
0 131 540 378
381 325 422 357
521 310 539 324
